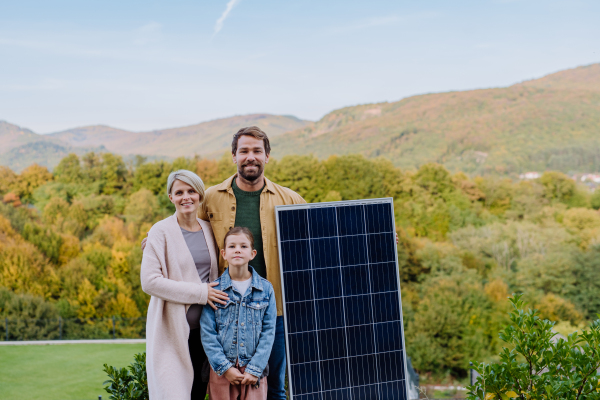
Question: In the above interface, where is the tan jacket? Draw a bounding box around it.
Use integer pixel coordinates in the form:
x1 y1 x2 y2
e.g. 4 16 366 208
199 174 306 315
141 214 219 400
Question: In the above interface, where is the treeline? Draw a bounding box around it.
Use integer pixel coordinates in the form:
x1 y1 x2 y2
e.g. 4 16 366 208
1 152 600 380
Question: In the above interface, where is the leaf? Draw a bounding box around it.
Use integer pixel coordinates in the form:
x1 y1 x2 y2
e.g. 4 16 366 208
485 393 496 400
505 391 518 398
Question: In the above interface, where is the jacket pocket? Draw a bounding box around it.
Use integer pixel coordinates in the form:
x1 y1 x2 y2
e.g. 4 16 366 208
247 301 269 326
215 300 235 330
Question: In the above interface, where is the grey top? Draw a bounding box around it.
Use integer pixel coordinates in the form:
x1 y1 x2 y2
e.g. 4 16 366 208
181 226 212 330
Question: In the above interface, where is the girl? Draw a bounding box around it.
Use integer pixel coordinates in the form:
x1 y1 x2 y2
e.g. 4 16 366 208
200 227 277 400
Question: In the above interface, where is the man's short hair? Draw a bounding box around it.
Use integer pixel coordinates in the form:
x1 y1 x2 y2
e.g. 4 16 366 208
231 126 271 155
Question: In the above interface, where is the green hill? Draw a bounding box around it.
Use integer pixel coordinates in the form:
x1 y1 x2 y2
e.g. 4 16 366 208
272 63 600 175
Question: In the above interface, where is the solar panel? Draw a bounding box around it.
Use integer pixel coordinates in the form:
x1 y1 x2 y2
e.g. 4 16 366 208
275 198 409 400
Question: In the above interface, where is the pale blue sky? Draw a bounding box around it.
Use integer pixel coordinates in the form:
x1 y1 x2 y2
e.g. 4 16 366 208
1 0 598 133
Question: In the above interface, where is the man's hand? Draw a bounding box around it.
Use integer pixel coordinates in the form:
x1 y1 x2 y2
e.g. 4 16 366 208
141 233 148 251
241 371 259 386
224 367 244 385
207 282 229 310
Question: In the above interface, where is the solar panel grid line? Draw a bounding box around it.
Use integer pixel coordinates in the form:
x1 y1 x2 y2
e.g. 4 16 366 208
275 198 409 400
360 204 383 400
304 208 325 400
278 231 395 243
332 207 354 400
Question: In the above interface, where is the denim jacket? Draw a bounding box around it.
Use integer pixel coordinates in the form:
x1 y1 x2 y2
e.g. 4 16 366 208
200 266 277 378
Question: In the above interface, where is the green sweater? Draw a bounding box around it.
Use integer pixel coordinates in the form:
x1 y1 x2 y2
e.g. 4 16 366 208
231 179 267 278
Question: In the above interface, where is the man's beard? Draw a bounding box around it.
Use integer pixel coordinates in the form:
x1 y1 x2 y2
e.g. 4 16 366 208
238 162 264 182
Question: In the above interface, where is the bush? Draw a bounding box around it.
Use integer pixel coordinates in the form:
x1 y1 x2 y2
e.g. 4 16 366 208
103 352 149 400
467 295 600 400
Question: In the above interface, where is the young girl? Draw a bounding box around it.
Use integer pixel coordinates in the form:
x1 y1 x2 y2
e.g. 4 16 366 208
200 227 277 400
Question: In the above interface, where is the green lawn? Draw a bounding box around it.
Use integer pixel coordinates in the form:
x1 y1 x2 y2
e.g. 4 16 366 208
0 343 146 400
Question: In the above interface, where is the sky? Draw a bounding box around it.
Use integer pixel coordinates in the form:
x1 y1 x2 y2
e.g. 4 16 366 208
1 0 599 133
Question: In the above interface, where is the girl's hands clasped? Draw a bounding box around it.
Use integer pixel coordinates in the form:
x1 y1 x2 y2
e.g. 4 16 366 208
207 282 229 310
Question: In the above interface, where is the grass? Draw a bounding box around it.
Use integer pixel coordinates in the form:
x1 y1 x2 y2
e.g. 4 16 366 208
0 343 146 400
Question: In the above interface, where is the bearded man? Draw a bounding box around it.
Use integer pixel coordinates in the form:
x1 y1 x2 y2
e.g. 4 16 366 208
198 126 305 400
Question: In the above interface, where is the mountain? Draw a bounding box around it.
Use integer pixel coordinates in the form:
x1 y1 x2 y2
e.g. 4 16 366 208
49 114 309 158
273 63 600 176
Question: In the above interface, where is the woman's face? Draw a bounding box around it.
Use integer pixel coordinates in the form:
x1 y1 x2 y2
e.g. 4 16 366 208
169 180 200 216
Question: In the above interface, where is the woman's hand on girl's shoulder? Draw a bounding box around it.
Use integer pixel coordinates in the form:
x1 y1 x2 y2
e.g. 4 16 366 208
207 282 229 310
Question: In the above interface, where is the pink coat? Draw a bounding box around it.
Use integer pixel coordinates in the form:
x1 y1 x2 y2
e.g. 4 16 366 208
141 213 219 400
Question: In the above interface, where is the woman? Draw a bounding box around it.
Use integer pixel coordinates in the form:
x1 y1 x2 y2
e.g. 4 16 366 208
141 169 229 399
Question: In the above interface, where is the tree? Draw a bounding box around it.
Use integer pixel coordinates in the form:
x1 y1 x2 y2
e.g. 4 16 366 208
12 164 53 203
468 295 600 400
54 153 83 184
0 166 17 195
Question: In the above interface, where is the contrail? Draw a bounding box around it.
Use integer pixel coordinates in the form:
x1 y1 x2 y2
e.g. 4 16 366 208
214 0 242 35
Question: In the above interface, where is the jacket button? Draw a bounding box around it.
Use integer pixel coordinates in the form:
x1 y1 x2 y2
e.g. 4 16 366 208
241 322 244 326
229 227 232 230
231 206 235 211
210 213 213 218
242 303 245 306
240 343 244 347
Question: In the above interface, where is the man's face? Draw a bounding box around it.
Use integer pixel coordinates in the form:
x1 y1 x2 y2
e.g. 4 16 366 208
233 135 269 182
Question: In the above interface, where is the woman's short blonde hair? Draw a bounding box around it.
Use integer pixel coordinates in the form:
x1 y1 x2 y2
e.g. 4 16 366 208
167 170 205 202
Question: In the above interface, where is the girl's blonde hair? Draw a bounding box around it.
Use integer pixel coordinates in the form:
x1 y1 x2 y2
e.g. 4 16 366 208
166 170 205 202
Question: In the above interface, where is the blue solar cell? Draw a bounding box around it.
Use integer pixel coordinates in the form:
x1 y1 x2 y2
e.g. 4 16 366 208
286 301 316 333
277 200 408 400
279 209 309 241
378 351 406 383
318 328 347 360
295 395 320 400
367 232 396 263
341 265 371 296
338 235 368 265
370 262 399 293
281 240 311 272
365 203 394 234
336 205 366 235
322 388 351 400
375 321 404 353
352 384 380 400
320 358 349 390
310 238 340 269
288 331 319 364
381 380 407 400
346 324 375 356
291 362 321 395
344 294 373 326
316 298 345 330
308 207 338 238
349 354 379 386
372 292 401 323
283 271 314 303
313 267 342 299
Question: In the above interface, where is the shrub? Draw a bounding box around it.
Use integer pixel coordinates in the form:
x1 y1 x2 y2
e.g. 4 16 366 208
467 295 600 400
103 352 149 400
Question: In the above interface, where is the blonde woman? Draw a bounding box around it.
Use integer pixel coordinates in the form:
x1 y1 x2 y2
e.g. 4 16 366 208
141 170 229 399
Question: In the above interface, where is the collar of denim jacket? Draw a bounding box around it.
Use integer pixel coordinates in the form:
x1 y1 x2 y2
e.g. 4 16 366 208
220 266 264 292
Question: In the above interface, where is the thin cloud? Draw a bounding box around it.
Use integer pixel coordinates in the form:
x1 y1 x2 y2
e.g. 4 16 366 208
214 0 242 35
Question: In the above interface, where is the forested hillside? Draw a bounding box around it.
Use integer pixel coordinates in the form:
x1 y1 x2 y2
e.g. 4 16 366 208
274 63 600 176
1 152 600 380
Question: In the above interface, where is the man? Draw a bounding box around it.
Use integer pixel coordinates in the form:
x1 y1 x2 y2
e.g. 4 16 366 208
198 126 304 400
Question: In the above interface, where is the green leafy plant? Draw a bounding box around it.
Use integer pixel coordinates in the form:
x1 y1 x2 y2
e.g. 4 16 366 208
103 352 149 400
467 294 600 400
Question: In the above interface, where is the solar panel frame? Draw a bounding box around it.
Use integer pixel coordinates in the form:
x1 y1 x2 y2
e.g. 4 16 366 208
275 198 409 400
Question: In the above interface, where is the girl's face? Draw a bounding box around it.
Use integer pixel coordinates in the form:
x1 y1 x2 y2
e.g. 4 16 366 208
221 234 257 268
169 180 200 216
